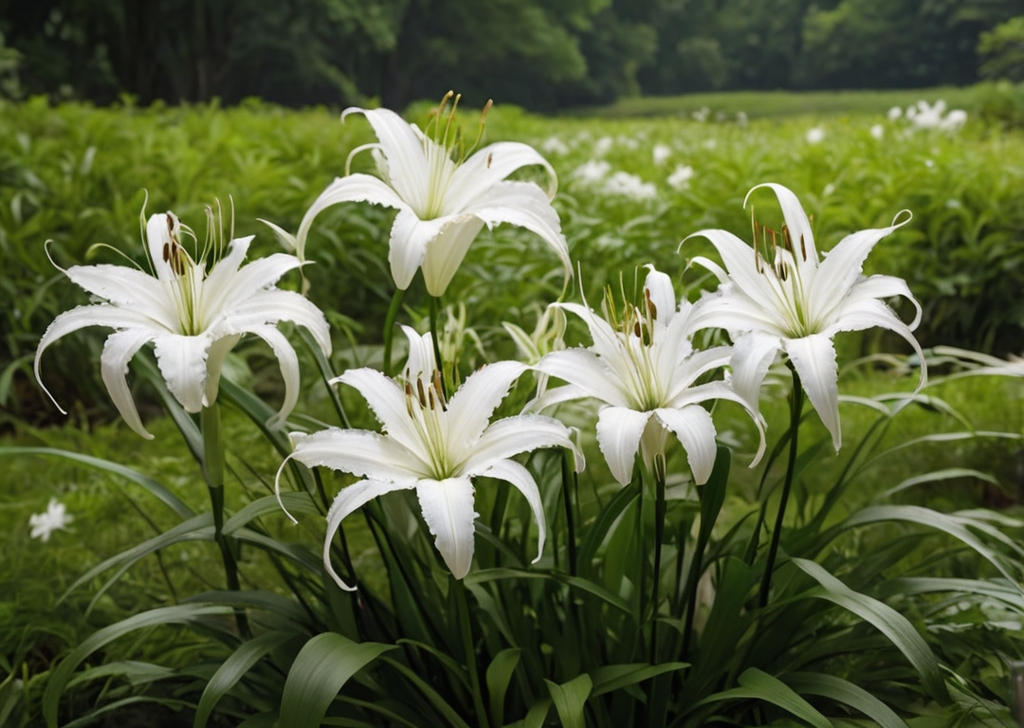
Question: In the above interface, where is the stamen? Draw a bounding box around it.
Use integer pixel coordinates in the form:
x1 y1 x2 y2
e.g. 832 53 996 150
416 378 428 408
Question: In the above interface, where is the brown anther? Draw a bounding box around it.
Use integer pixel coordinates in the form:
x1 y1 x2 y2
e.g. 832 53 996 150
486 153 493 169
416 378 427 408
162 242 170 263
633 320 642 338
432 369 447 408
799 234 807 260
428 386 436 410
644 288 658 321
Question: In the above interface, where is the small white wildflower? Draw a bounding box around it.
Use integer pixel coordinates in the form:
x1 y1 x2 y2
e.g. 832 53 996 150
652 144 672 165
806 126 826 144
940 109 967 132
603 171 657 200
540 136 570 155
691 107 710 122
571 159 611 185
594 136 614 156
887 106 902 121
29 498 73 542
823 183 836 197
870 124 884 140
736 111 749 126
667 164 694 191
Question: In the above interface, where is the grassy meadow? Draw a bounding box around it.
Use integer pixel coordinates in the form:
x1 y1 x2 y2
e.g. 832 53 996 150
3 87 1024 725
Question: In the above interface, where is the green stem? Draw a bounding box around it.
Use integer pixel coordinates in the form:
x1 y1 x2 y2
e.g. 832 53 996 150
429 295 449 398
201 404 249 637
382 287 406 376
452 576 490 728
758 366 804 609
561 450 578 577
650 455 667 665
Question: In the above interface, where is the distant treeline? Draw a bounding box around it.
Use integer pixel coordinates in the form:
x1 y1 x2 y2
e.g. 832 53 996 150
0 0 1019 111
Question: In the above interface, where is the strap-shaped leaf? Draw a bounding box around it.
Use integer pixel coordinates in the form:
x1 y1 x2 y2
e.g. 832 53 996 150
589 662 688 697
695 667 832 728
791 558 949 704
278 633 394 728
194 631 296 728
784 672 908 728
545 673 592 728
486 648 521 726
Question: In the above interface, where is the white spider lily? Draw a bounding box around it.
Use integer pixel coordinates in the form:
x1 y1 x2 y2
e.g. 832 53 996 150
534 266 764 486
263 93 570 296
35 211 331 439
29 498 73 542
279 327 579 590
684 183 925 451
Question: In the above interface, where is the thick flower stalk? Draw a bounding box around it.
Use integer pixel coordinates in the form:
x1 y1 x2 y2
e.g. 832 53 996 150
534 266 764 486
264 92 571 297
278 327 580 590
35 209 331 438
684 183 926 451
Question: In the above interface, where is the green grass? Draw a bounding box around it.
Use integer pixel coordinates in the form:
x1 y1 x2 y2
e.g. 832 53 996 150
570 85 982 119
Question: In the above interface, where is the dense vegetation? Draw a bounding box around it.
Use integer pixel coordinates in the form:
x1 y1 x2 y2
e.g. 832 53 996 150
0 0 1020 110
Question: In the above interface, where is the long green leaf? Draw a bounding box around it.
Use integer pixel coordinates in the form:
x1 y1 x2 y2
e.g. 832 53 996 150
486 648 521 727
546 673 592 728
3 446 194 518
223 492 322 535
589 662 688 697
43 604 234 728
194 631 296 728
784 672 908 728
278 633 394 728
695 667 833 728
791 558 950 704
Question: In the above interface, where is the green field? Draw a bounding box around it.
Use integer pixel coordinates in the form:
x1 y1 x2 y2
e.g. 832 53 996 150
3 88 1024 726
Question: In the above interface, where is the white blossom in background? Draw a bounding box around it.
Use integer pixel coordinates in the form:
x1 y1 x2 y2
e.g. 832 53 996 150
736 111 749 126
617 135 640 150
30 498 73 542
667 164 695 191
603 171 657 200
692 107 711 122
540 136 570 156
806 126 826 144
887 106 903 121
870 124 884 140
571 160 612 185
594 136 614 156
652 144 672 165
940 109 967 131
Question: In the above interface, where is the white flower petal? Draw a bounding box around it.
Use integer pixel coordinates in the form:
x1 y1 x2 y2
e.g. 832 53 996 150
335 368 429 459
146 212 179 283
447 141 558 209
388 209 449 290
343 107 430 211
476 459 547 564
445 361 528 448
63 264 176 328
643 265 677 329
420 217 485 296
465 414 575 474
685 229 781 313
324 478 417 590
784 333 841 451
840 274 923 331
746 183 817 264
221 289 331 357
654 406 719 484
241 326 303 428
416 477 478 580
203 334 241 408
534 348 630 408
153 332 213 413
689 285 789 338
726 331 781 411
100 328 157 439
824 298 927 389
289 427 426 482
35 304 160 414
464 181 571 289
596 406 652 485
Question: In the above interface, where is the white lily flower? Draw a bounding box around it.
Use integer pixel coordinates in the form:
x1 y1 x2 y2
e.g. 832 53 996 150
684 183 926 451
266 93 570 297
279 326 579 590
29 498 73 542
534 266 764 486
35 211 331 439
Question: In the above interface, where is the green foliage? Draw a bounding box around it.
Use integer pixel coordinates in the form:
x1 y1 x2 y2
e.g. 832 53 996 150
979 16 1024 82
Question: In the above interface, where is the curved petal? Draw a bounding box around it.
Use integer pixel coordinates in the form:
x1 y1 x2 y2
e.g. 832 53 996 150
476 458 547 564
34 304 160 413
146 212 180 283
343 107 429 211
447 141 558 210
399 325 437 383
203 334 241 408
221 289 331 356
420 216 485 296
416 477 478 580
203 248 304 318
596 406 652 485
684 229 780 313
725 331 781 411
463 181 571 289
445 360 528 447
463 414 575 474
324 478 417 590
642 265 677 329
839 274 922 331
288 427 426 482
100 328 157 439
654 406 718 484
688 285 789 338
242 325 302 428
153 332 213 413
745 183 817 264
534 348 629 408
335 368 427 459
296 173 408 259
63 264 176 328
809 215 909 323
389 208 449 290
784 333 841 451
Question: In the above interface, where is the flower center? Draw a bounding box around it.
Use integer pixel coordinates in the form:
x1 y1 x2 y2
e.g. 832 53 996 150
404 367 455 479
604 286 665 411
419 91 493 220
753 219 816 338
